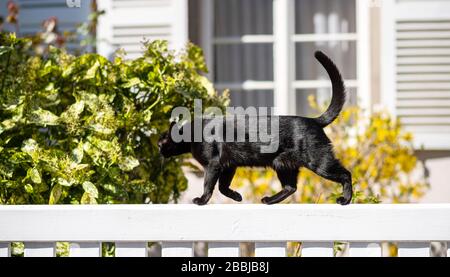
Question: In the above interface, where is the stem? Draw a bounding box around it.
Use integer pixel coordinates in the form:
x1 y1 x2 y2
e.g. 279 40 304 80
15 21 19 35
1 51 12 94
145 94 161 113
91 0 98 53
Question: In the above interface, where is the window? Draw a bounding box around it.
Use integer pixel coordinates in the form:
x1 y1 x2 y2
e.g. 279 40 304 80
196 0 370 115
381 0 450 149
195 0 275 109
293 0 359 116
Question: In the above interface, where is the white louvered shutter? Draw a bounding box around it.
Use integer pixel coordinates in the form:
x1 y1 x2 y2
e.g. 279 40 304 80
0 0 90 50
97 0 188 59
394 0 450 149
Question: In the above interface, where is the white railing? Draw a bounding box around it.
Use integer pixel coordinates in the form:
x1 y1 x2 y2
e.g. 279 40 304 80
0 204 449 257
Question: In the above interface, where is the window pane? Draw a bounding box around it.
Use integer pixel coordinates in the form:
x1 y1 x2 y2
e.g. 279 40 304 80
295 0 356 34
229 90 274 109
214 0 273 36
295 41 356 80
214 44 274 83
295 88 357 116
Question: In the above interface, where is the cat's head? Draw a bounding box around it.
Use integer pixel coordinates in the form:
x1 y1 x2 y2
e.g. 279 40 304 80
158 122 188 158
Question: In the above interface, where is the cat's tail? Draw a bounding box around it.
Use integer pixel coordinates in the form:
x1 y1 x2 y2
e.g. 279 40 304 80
313 51 347 128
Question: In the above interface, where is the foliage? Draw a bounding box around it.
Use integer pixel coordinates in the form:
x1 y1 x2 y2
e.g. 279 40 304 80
0 32 228 205
229 95 428 205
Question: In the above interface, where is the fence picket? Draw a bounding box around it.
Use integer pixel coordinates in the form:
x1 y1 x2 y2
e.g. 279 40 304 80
397 242 430 257
69 242 101 257
24 242 55 257
430 242 447 257
161 242 193 257
349 242 382 257
115 242 148 257
255 242 286 257
0 243 10 257
301 242 334 257
208 242 240 257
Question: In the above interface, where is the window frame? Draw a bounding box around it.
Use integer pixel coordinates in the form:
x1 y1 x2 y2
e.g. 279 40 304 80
200 0 371 115
200 0 276 93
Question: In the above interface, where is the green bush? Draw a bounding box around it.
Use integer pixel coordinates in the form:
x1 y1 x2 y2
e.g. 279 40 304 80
0 33 228 204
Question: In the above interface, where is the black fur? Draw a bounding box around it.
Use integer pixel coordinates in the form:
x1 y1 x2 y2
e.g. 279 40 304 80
158 51 352 205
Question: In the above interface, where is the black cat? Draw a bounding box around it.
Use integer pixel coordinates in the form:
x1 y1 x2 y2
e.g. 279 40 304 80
158 51 352 205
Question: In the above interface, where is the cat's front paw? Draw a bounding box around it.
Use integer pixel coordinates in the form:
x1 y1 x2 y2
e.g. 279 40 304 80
229 192 242 202
336 196 351 205
193 197 208 206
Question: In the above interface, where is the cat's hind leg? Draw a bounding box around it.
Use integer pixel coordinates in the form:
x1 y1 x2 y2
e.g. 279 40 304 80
307 152 352 205
218 167 242 202
261 169 298 204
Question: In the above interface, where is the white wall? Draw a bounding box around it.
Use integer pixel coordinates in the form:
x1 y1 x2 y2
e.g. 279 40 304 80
417 152 450 203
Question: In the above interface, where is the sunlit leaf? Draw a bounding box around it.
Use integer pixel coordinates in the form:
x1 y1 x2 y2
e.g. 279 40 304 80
30 108 59 126
24 184 34 194
21 139 40 161
82 181 98 198
29 168 42 184
57 177 73 187
119 156 140 172
49 184 62 205
81 192 97 204
123 77 141 88
85 60 100 80
72 141 84 164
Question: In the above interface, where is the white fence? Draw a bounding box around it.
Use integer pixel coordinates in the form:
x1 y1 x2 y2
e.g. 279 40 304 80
0 204 449 257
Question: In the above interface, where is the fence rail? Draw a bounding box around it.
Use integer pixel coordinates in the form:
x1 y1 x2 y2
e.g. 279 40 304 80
0 204 449 257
